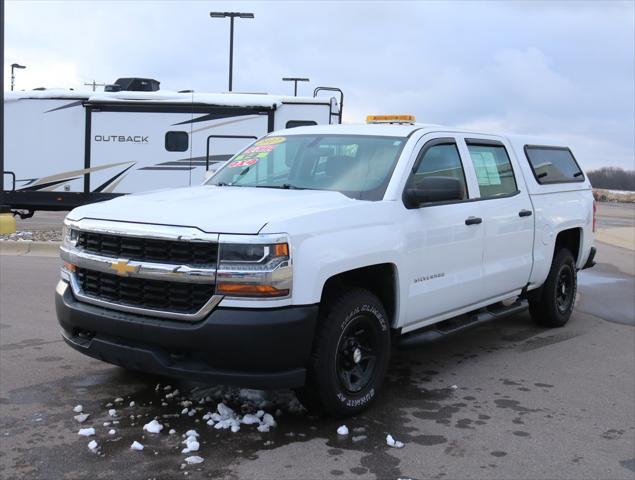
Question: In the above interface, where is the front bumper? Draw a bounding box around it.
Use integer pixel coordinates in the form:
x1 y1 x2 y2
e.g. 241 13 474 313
55 280 318 389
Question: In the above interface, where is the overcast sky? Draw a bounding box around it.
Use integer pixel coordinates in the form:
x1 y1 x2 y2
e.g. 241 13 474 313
4 0 635 170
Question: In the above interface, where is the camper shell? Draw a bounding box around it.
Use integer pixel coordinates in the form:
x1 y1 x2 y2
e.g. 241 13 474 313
2 87 343 214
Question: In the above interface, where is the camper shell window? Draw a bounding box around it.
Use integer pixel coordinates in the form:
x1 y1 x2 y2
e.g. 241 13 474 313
286 120 318 129
524 146 584 184
165 131 189 152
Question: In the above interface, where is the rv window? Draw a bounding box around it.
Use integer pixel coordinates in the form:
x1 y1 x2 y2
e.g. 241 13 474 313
165 131 189 152
524 146 584 184
286 120 318 129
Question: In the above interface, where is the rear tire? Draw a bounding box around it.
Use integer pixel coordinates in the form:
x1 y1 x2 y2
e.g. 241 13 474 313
296 288 391 417
529 248 577 327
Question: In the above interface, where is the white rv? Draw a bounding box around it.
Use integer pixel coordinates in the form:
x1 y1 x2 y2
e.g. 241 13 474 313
2 86 342 215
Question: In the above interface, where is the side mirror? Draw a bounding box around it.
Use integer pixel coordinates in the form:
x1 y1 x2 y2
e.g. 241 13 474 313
405 176 464 208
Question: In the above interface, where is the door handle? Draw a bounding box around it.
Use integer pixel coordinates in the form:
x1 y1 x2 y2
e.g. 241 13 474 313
519 209 533 217
465 216 482 225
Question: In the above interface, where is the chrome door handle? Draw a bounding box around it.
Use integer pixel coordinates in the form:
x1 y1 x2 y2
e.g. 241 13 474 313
465 216 482 225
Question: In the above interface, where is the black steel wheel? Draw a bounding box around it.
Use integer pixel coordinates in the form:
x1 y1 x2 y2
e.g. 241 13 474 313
529 248 577 327
296 288 391 417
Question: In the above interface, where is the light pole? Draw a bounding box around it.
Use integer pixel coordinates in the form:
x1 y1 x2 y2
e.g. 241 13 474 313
282 77 309 97
84 80 106 92
210 11 254 92
10 63 26 91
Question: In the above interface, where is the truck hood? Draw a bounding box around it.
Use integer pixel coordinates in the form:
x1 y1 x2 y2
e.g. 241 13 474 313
67 185 356 234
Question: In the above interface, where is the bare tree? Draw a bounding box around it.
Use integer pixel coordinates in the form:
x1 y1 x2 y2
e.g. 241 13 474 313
587 167 635 191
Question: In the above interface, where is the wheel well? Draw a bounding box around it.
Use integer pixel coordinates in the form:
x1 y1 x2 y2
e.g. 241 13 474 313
321 264 398 326
555 228 581 262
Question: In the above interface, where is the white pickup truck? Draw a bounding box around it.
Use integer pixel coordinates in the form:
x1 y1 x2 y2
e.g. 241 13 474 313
56 117 596 416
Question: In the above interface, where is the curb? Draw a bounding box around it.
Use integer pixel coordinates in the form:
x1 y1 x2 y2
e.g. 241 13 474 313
0 241 61 257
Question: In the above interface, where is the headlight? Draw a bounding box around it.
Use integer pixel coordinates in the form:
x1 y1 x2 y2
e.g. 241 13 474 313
61 222 79 248
216 237 291 298
60 221 79 281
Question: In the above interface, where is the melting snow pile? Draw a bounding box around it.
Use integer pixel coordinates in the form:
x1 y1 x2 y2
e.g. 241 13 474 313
185 455 204 465
74 413 90 423
130 440 144 451
143 419 164 434
386 434 404 449
181 430 200 453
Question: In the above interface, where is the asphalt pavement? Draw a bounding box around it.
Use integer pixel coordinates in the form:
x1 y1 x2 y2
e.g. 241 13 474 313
0 205 634 480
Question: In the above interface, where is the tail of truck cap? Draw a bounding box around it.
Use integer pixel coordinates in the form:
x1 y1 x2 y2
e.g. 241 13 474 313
366 114 416 124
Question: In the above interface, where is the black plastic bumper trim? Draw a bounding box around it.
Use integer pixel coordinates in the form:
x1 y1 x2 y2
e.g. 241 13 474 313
582 246 596 270
56 281 318 389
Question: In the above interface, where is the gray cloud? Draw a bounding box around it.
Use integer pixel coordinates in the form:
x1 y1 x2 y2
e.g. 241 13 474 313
4 0 634 170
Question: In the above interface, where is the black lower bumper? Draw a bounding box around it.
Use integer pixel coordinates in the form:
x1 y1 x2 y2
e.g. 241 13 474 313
55 281 318 389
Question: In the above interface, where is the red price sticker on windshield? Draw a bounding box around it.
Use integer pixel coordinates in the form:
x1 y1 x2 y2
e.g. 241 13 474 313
244 145 275 154
228 158 258 168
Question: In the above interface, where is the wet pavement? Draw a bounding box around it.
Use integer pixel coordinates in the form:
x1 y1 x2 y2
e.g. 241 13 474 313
1 213 634 479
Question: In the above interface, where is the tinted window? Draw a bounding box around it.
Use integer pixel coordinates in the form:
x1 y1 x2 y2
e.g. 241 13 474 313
525 146 584 184
286 120 318 129
165 131 189 152
207 134 405 201
467 143 517 197
407 143 467 199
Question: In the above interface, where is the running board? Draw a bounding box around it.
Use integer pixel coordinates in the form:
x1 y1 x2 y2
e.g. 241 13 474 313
398 299 529 349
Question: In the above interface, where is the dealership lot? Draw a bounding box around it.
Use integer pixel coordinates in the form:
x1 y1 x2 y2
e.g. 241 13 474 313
1 205 634 480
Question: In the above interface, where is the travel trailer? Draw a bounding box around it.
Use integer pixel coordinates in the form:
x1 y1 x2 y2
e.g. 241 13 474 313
3 83 343 216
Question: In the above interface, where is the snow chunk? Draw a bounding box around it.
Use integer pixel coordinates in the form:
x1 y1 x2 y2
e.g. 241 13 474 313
130 440 144 451
74 413 90 423
108 409 117 417
231 424 240 433
352 435 367 442
73 405 83 413
257 424 271 433
185 429 199 437
78 427 95 437
449 384 458 390
181 408 189 415
217 402 234 419
337 425 349 435
87 440 98 452
129 401 135 407
169 429 176 435
181 435 200 453
185 455 204 465
108 429 116 435
386 434 404 448
262 413 276 428
143 419 163 434
241 414 260 425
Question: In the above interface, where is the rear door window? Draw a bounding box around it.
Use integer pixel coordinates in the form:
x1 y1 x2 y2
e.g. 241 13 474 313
466 141 518 198
524 146 584 184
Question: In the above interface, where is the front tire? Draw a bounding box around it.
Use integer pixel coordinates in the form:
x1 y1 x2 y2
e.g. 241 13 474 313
297 289 391 417
529 248 577 327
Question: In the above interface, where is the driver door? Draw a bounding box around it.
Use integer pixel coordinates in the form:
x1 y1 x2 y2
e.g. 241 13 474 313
402 136 485 328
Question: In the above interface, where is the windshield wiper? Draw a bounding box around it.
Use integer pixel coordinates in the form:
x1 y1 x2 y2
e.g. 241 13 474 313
253 184 306 190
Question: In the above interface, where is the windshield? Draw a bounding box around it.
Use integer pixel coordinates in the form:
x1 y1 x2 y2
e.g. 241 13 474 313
206 134 406 201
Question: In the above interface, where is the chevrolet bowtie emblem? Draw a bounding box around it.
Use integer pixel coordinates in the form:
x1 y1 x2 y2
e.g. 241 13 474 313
110 259 137 276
